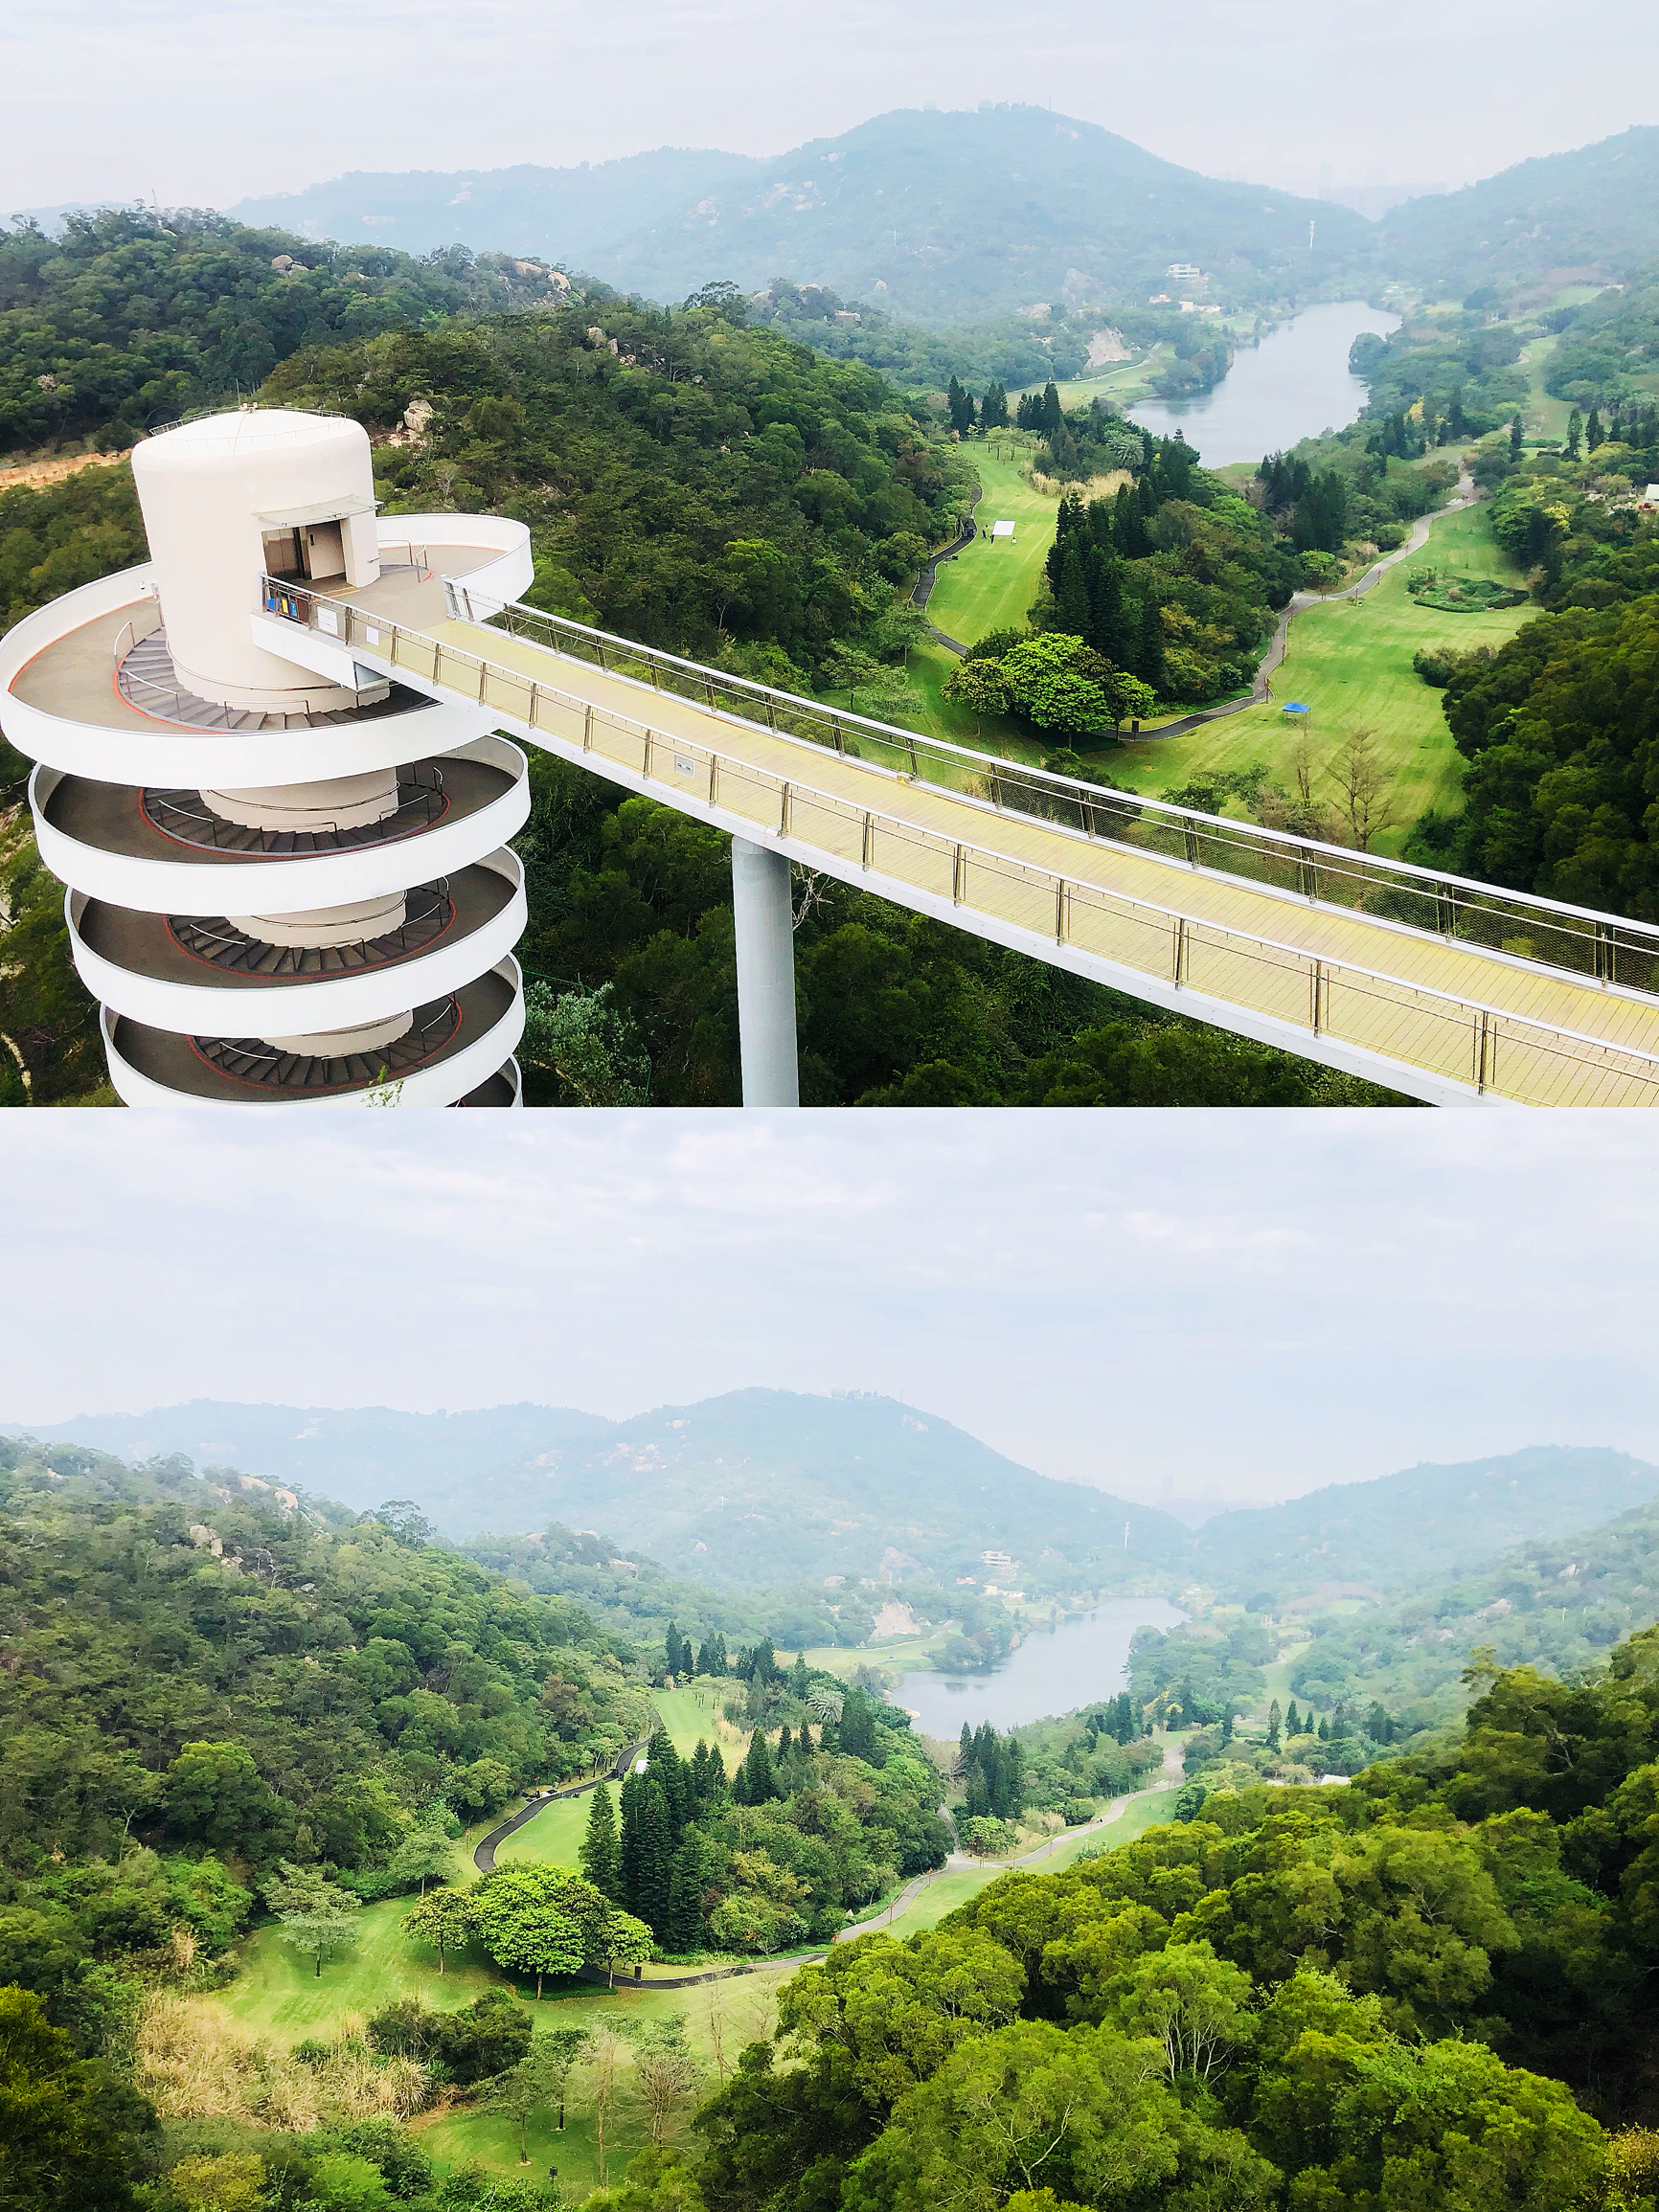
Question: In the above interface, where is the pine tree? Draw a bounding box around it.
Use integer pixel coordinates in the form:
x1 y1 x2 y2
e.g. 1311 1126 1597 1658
1266 1700 1283 1750
1567 409 1583 460
1114 482 1151 559
1510 414 1523 461
981 381 1009 429
579 1782 623 1901
1317 1715 1329 1741
790 1653 811 1699
630 1781 673 1936
1056 538 1091 635
1040 381 1064 438
777 1725 793 1764
1086 549 1131 666
1285 1701 1301 1737
797 1719 813 1756
664 1622 690 1679
1586 407 1604 453
838 1690 878 1763
646 1729 690 1841
619 1772 646 1903
1136 595 1167 693
664 1832 707 1952
740 1727 778 1804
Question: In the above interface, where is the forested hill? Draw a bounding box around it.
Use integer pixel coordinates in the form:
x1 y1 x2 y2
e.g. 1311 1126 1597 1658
0 207 570 453
1375 125 1659 305
2 1398 615 1503
1191 1444 1659 1603
5 1388 1190 1591
0 1431 653 1872
232 105 1369 323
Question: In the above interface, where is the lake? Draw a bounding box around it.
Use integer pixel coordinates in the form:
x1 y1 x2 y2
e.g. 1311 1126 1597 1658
894 1597 1187 1736
1128 300 1402 466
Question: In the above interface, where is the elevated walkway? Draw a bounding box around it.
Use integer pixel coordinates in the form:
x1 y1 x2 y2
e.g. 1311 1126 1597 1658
262 569 1659 1110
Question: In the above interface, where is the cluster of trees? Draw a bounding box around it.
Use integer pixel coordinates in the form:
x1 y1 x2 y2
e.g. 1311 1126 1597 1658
745 281 1096 392
1127 1614 1274 1729
0 1434 655 2049
956 1723 1025 1823
1544 266 1659 408
0 208 570 451
587 1627 1659 2212
946 432 1303 731
1411 545 1659 912
943 376 1009 434
1011 1703 1164 1819
1255 451 1351 553
557 1704 949 1956
1349 316 1529 443
263 300 968 668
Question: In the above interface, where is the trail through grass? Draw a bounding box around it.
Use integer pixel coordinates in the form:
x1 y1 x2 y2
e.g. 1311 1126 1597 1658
926 440 1057 644
1101 502 1532 855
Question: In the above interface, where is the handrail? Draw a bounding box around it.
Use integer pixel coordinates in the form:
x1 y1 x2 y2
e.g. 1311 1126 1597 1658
194 995 461 1086
142 767 446 854
257 575 1659 1106
420 576 1659 1000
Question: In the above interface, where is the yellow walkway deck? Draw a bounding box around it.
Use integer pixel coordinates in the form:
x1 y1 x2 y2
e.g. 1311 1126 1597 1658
313 588 1659 1108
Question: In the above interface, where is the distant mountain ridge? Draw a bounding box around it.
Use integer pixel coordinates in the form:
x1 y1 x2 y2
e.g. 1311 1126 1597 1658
1192 1445 1659 1603
8 1406 1652 1623
3 1388 1188 1591
227 104 1369 323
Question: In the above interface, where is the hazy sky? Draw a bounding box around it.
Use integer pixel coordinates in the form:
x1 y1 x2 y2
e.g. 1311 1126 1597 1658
5 0 1656 215
4 1112 1656 1509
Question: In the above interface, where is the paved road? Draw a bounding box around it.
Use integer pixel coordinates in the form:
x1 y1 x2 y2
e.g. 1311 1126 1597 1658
472 1735 651 1874
912 485 984 653
833 1737 1187 1943
1125 466 1478 741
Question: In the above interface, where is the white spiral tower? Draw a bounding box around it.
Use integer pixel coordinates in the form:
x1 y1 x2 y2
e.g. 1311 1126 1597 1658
1 408 533 1105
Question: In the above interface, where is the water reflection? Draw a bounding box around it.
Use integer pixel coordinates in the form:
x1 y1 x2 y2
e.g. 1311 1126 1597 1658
1128 300 1402 466
894 1597 1187 1736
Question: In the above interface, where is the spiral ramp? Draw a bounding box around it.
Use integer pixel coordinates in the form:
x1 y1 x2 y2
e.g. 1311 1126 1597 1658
0 410 533 1106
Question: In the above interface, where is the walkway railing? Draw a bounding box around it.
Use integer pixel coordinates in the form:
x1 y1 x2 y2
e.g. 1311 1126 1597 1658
259 576 1659 1106
444 580 1659 999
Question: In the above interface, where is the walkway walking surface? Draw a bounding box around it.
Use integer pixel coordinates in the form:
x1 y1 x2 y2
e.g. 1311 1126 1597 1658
299 553 1659 1105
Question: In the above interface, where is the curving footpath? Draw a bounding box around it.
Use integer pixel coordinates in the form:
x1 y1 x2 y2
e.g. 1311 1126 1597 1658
911 485 984 652
834 1739 1186 1944
1128 466 1477 740
473 1736 651 1874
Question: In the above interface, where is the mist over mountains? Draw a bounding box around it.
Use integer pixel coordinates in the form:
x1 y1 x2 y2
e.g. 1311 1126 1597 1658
216 108 1659 327
8 1397 1654 1618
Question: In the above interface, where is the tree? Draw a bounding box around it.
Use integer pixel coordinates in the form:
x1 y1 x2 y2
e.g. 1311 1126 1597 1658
1510 413 1524 462
281 1894 362 1979
471 1867 602 1996
1567 407 1583 460
601 1907 654 1987
739 1729 780 1806
1266 1701 1283 1751
622 1776 675 1933
388 1821 454 1899
580 1783 624 1901
1114 1940 1256 2084
481 2039 572 2163
1329 726 1399 851
583 2013 637 2186
941 657 1008 738
1299 550 1340 593
401 1885 474 1973
0 1983 158 2212
161 1741 286 1857
634 2013 700 2144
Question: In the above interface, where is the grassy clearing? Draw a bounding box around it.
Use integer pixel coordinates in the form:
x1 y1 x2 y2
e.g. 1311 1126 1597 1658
1518 335 1579 444
220 1902 507 2041
926 440 1057 644
651 1682 749 1760
1100 502 1534 855
416 1965 799 2189
873 1787 1181 1940
493 1794 592 1873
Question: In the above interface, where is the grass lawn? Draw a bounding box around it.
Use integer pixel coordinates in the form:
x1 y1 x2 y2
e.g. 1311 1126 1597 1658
874 1786 1180 1941
1259 1644 1311 1727
493 1793 592 1873
651 1682 750 1762
219 1901 510 2041
415 1965 800 2190
926 439 1057 644
1100 501 1534 856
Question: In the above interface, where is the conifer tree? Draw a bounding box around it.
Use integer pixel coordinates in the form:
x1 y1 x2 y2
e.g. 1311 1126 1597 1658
790 1654 811 1699
1056 538 1091 635
664 1832 708 1952
646 1729 690 1841
739 1727 778 1804
629 1781 674 1936
1285 1701 1301 1737
1317 1715 1329 1741
777 1725 793 1764
797 1719 813 1756
579 1782 623 1902
1136 595 1167 693
1567 408 1583 460
1086 549 1131 666
1040 381 1064 438
1266 1700 1282 1750
1586 407 1604 453
1510 415 1524 461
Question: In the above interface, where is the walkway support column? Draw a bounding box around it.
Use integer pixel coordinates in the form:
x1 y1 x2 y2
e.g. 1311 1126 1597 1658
731 836 800 1106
